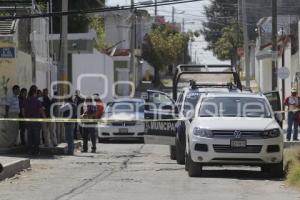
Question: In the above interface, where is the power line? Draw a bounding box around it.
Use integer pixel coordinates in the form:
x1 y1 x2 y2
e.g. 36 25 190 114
0 0 204 20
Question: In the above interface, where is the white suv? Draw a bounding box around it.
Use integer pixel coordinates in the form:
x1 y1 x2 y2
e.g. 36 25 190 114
186 92 284 177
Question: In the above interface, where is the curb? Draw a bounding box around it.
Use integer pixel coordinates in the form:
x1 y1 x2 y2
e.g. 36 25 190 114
0 158 30 181
0 141 82 156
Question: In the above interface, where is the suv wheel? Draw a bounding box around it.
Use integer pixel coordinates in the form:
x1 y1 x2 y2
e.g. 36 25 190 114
170 145 176 160
261 161 284 178
176 138 185 165
187 153 202 177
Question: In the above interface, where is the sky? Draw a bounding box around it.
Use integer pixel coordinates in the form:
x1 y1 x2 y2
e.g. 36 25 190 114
106 0 229 65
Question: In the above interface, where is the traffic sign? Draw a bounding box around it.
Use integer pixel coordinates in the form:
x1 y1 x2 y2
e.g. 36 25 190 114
278 67 290 79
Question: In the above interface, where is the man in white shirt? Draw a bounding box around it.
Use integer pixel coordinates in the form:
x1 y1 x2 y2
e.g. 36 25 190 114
5 85 20 146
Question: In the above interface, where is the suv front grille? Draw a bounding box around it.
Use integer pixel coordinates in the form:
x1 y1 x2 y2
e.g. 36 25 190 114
213 145 262 153
212 130 264 139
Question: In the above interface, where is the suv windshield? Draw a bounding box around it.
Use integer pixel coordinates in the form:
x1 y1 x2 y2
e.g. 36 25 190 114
199 97 272 118
183 91 202 112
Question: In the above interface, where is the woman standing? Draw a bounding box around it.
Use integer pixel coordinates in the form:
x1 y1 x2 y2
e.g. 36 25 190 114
22 85 46 155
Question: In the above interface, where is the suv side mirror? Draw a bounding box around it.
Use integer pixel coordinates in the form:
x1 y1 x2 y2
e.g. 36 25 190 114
186 110 195 122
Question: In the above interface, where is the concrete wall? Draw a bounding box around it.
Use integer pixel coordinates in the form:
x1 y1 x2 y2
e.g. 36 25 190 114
257 59 272 92
72 49 114 103
104 11 131 49
16 50 32 89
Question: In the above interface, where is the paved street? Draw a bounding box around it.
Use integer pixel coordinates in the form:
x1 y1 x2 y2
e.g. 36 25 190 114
0 143 299 200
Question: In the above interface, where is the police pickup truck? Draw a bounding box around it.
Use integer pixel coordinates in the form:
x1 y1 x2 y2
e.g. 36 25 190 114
143 64 283 166
143 65 243 162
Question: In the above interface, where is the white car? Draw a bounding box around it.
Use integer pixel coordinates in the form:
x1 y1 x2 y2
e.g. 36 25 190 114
98 98 145 142
186 92 284 177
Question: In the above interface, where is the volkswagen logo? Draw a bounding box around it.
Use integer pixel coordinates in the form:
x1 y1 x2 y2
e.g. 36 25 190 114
233 130 242 139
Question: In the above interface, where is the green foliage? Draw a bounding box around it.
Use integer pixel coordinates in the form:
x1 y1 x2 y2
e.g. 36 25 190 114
142 25 190 70
285 147 300 187
0 76 10 96
201 0 238 51
88 17 107 51
213 23 243 61
49 0 105 33
142 25 191 85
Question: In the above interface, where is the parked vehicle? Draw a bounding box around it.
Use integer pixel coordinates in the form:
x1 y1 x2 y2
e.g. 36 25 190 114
98 98 145 142
185 92 284 177
143 64 243 163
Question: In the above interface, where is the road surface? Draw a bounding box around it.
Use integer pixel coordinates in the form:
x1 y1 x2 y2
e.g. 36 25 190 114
0 143 299 200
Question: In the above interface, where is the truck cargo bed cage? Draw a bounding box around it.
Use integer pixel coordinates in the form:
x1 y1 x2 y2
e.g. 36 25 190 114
172 64 242 100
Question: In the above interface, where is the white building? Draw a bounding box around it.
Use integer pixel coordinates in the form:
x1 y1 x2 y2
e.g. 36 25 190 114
255 15 300 100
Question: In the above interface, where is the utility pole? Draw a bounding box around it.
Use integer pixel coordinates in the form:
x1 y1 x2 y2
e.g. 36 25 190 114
58 0 68 96
172 7 175 25
182 18 185 32
154 0 157 16
242 0 250 88
31 0 36 83
130 0 136 87
272 0 278 90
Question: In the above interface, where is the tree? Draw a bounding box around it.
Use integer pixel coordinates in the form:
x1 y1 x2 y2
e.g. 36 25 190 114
88 17 107 51
213 23 243 65
39 0 105 33
142 25 191 86
201 0 238 52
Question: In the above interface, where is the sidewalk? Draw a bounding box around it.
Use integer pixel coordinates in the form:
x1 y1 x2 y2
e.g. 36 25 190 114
0 140 82 156
0 156 30 181
0 140 81 181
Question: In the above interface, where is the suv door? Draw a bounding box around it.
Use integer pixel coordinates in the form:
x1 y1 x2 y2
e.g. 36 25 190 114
144 90 178 145
264 91 283 127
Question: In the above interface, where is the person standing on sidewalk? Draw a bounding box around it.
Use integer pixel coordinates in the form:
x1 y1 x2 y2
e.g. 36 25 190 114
60 97 77 155
81 97 97 153
5 85 20 146
23 85 46 155
19 88 27 145
73 90 84 139
284 88 300 141
41 88 52 147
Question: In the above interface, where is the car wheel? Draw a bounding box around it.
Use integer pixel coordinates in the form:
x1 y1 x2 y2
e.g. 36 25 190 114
170 145 176 160
269 161 284 178
187 153 202 177
261 161 284 178
176 138 185 165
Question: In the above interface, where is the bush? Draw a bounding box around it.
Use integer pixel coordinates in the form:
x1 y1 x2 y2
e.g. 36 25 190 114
285 147 300 187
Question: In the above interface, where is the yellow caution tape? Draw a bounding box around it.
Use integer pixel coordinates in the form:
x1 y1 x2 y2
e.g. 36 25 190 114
0 117 186 123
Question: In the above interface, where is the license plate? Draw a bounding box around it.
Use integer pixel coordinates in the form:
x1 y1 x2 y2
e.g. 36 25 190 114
119 128 128 133
230 140 247 148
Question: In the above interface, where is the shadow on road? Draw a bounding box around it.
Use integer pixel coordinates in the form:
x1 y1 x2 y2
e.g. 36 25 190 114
198 168 284 181
99 139 144 144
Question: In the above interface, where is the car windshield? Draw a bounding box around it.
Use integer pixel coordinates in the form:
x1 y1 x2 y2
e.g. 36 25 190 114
198 97 272 118
183 91 202 112
106 101 144 114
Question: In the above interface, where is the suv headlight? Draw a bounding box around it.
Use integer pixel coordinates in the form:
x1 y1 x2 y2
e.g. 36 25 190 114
261 129 281 138
193 127 212 138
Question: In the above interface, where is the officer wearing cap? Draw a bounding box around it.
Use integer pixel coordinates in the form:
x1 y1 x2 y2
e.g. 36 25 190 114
284 88 300 141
